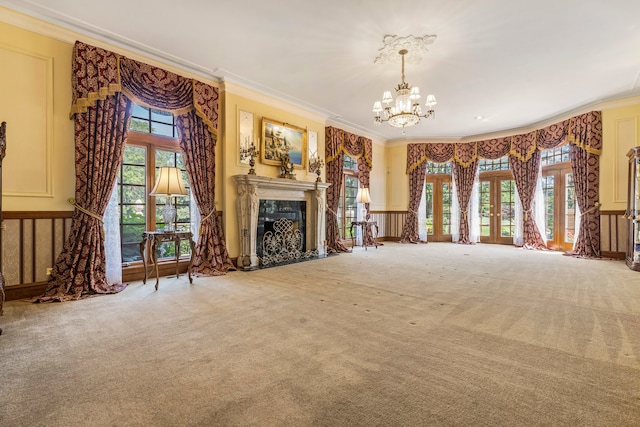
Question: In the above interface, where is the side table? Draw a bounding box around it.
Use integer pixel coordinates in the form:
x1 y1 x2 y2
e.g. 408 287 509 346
139 230 195 290
350 221 379 251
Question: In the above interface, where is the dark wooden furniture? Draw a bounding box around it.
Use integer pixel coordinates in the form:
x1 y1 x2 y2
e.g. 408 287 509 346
350 220 379 251
139 230 195 290
1 122 6 335
626 147 640 271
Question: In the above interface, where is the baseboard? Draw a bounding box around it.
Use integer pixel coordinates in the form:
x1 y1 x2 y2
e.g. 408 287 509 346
602 251 625 260
5 282 48 301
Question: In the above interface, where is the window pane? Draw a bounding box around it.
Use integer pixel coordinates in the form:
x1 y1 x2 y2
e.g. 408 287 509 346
426 161 452 175
479 157 510 172
343 176 358 238
425 183 434 235
500 180 515 237
151 109 173 125
343 154 357 170
565 173 576 243
123 145 146 165
156 150 176 167
543 175 554 241
442 182 452 235
129 118 150 133
152 122 175 138
479 181 491 236
121 185 146 204
132 104 149 118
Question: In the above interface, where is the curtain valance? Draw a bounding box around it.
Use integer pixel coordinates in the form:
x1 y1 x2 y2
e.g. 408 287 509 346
325 126 373 169
69 41 218 135
405 111 601 173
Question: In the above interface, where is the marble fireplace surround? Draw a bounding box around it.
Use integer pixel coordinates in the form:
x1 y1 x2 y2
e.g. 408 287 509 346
232 175 330 270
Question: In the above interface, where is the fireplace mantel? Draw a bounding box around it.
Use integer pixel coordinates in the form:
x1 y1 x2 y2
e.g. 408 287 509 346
232 175 330 269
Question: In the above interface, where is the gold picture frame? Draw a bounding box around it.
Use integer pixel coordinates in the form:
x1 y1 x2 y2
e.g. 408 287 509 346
261 118 307 169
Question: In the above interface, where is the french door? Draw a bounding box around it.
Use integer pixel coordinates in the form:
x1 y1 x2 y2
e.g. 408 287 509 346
425 176 453 242
542 166 577 251
478 172 516 244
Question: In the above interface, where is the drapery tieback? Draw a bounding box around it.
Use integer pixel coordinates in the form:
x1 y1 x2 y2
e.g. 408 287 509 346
327 207 338 218
408 208 418 215
199 209 216 234
68 198 103 222
581 201 601 217
523 209 532 221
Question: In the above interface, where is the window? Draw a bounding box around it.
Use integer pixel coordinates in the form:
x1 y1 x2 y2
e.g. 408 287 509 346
337 155 358 240
424 162 453 241
541 144 576 250
118 104 192 264
479 157 510 172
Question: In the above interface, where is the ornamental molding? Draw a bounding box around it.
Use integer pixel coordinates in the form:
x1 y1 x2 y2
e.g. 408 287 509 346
374 34 437 65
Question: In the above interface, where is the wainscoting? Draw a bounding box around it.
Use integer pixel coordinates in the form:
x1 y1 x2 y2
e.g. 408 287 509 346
2 211 73 300
1 209 626 300
368 211 406 242
600 210 626 259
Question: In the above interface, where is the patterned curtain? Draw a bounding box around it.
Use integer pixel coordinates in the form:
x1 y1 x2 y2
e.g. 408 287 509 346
566 112 602 257
177 111 234 274
324 127 373 252
509 132 546 249
325 127 348 253
452 142 479 244
36 94 132 302
400 144 429 243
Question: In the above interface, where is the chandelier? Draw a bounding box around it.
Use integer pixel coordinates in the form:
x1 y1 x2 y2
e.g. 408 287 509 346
373 49 437 129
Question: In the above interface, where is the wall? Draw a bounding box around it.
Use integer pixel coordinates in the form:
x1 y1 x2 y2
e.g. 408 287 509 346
601 103 640 211
0 19 75 211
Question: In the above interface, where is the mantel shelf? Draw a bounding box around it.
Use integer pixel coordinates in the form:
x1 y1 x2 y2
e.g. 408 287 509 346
232 175 331 192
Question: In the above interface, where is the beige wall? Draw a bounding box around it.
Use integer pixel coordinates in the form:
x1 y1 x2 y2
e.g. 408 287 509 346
0 20 75 211
601 103 640 211
220 87 327 258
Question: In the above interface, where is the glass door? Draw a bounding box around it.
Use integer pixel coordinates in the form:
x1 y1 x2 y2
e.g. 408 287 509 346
425 177 453 242
479 173 515 244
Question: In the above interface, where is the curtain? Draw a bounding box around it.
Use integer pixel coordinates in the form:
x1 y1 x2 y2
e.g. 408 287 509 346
418 183 427 242
451 179 460 242
514 189 524 246
509 133 546 249
36 94 132 302
325 128 349 253
533 162 547 245
469 170 481 243
104 177 122 285
177 111 234 275
566 112 602 258
452 160 479 244
400 163 428 243
324 126 373 253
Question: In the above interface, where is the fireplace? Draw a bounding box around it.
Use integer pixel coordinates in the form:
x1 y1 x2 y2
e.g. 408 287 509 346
257 200 306 257
233 175 330 270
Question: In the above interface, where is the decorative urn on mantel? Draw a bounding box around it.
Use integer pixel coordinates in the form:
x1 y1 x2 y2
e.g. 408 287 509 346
232 175 331 270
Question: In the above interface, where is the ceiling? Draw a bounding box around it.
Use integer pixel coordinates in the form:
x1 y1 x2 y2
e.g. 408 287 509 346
3 0 640 142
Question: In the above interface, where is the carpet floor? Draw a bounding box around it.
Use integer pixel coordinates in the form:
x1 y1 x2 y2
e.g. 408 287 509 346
1 242 639 426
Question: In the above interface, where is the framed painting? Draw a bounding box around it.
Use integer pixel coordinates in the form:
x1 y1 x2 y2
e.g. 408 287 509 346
261 118 306 169
238 110 254 165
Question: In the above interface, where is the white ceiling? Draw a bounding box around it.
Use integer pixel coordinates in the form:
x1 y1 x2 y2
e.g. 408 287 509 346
3 0 640 142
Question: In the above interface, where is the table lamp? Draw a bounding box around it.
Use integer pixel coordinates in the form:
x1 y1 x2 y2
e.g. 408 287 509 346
356 187 372 220
150 166 188 232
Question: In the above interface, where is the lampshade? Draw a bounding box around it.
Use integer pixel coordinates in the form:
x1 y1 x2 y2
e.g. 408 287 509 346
150 167 188 197
356 187 372 204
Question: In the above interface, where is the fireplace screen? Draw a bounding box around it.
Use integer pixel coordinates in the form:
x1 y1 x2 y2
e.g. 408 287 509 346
257 200 318 266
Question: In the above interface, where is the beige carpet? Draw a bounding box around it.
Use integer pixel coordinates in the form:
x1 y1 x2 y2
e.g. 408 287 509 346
1 242 639 426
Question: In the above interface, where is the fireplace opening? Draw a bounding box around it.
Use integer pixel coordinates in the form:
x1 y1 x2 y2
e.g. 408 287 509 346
257 200 306 258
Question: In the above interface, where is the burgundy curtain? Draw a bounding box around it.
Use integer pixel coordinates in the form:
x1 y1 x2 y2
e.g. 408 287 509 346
177 111 234 274
566 112 602 258
325 126 373 253
509 133 546 249
36 94 132 302
325 127 349 253
452 164 479 244
400 144 429 243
